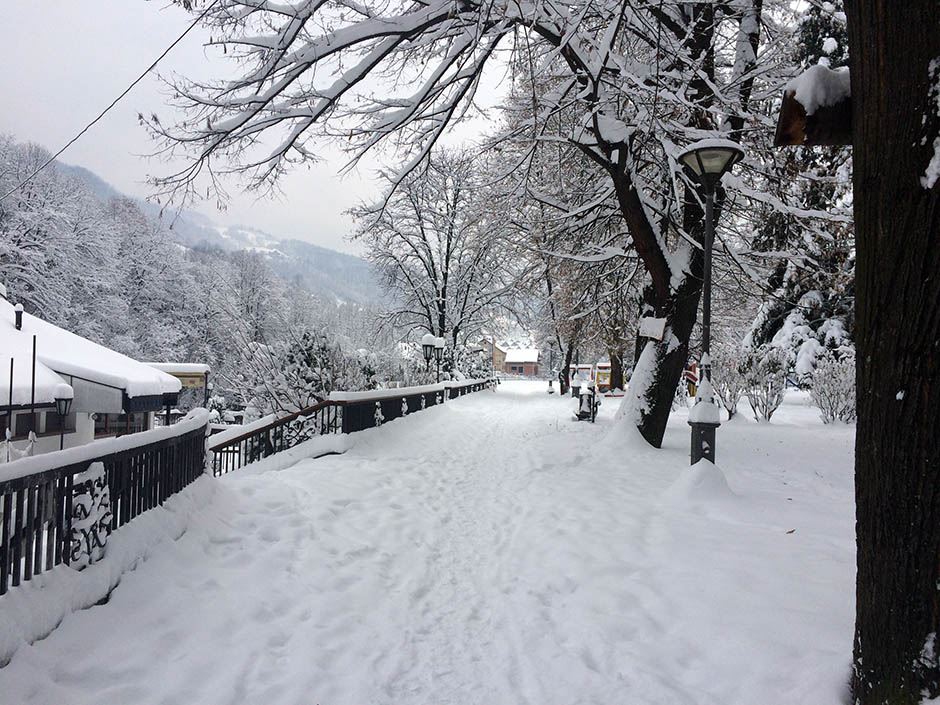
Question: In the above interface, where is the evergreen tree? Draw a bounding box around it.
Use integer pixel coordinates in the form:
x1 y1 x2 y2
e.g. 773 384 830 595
743 1 854 385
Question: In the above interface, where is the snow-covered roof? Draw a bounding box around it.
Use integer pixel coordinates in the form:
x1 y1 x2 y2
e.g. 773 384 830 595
504 348 540 363
0 298 181 407
786 65 850 116
145 363 211 375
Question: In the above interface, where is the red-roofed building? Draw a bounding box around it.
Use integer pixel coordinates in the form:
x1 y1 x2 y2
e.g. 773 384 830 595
504 349 540 376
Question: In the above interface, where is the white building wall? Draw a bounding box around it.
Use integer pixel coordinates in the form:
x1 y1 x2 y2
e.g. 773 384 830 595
27 412 95 455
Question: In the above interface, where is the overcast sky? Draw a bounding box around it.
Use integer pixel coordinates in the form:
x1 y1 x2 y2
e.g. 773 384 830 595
0 1 506 255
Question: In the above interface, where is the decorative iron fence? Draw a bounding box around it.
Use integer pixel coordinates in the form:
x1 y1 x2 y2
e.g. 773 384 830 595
209 379 494 475
0 421 207 596
208 400 342 476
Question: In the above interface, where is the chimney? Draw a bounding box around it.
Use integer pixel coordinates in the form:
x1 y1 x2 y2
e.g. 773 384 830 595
14 303 23 330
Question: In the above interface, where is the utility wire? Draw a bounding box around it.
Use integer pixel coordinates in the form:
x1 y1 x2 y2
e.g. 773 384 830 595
0 0 220 203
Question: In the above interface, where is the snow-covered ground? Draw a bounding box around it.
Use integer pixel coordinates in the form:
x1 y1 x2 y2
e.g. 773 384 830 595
0 381 855 704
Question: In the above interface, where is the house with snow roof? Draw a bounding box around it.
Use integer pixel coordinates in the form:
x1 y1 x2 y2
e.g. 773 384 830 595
0 295 182 456
503 349 540 376
477 337 507 372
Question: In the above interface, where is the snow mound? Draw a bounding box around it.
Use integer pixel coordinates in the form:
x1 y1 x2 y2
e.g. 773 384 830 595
0 477 217 667
662 460 736 505
233 433 353 476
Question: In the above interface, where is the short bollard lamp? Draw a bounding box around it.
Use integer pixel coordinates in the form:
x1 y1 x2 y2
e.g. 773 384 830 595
677 138 745 465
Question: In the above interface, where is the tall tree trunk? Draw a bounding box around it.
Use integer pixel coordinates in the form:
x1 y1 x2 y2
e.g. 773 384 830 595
631 265 704 446
629 184 707 447
846 2 940 702
561 342 575 395
609 348 624 390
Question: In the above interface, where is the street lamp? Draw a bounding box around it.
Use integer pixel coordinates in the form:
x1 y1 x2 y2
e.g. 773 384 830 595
421 333 436 371
54 392 73 451
677 138 745 465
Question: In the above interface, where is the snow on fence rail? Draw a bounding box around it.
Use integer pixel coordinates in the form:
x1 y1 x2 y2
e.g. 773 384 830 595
0 410 209 596
0 380 494 597
208 400 343 476
208 379 494 476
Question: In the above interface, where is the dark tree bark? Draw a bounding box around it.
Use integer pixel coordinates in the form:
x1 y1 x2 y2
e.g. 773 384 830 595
609 348 624 391
561 342 575 395
632 249 705 446
846 2 940 702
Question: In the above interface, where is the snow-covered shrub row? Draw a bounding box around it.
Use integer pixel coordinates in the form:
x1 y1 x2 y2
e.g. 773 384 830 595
672 379 689 410
810 352 856 423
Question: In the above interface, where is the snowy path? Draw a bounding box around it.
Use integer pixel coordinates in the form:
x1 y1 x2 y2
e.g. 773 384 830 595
0 382 856 704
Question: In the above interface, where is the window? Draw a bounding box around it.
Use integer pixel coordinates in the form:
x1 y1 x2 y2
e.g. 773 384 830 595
44 411 76 434
15 412 38 438
95 412 150 438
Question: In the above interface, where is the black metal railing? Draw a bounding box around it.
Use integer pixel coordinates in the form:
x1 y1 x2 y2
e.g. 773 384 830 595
0 423 207 596
209 379 494 474
0 379 494 597
208 400 343 476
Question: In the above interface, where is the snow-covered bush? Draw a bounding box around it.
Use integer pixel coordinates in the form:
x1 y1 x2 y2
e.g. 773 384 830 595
744 280 855 388
672 378 689 410
711 344 747 420
810 352 856 423
743 345 788 422
276 331 371 408
451 344 491 380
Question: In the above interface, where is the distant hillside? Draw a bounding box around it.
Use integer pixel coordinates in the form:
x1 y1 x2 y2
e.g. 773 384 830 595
59 161 381 305
266 239 377 305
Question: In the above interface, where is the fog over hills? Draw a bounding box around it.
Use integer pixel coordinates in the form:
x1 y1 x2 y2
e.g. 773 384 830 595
58 162 381 306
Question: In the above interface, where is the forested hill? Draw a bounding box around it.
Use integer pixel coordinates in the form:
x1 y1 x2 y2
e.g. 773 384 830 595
1 134 390 395
55 162 380 306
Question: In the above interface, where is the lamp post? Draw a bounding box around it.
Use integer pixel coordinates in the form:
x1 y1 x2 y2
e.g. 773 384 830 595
547 350 555 393
433 337 444 383
676 138 745 465
54 393 73 451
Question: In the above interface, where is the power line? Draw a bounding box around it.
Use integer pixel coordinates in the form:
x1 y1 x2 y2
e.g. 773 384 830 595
0 0 221 203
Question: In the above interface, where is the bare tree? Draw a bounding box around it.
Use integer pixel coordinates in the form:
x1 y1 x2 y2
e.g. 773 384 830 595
151 0 840 446
351 150 522 348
